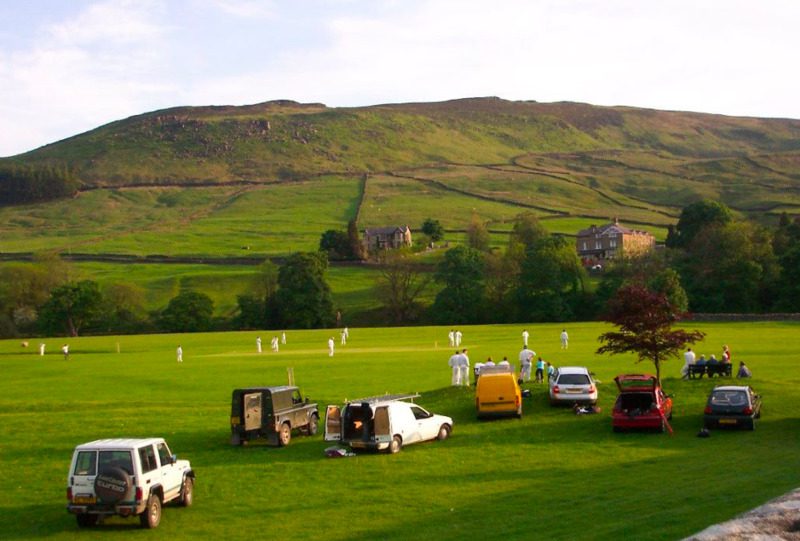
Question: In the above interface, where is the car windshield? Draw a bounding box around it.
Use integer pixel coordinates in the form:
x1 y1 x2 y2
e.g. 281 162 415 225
558 374 590 385
710 391 747 407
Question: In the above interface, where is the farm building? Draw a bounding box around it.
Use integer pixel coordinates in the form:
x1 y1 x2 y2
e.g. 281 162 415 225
363 225 413 251
576 219 655 266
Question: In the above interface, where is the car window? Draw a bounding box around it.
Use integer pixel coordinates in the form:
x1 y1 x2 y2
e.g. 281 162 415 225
74 451 97 476
557 374 590 385
710 391 747 406
156 442 172 466
409 406 431 420
138 445 158 473
292 390 302 404
98 450 133 475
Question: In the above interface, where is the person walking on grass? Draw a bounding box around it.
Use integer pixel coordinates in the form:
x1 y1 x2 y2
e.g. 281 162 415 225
522 329 529 347
458 349 470 387
448 350 461 386
62 344 69 361
176 345 183 363
560 329 569 349
328 337 335 357
519 345 534 382
256 336 262 354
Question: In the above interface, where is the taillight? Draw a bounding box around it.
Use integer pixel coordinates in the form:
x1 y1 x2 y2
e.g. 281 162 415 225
553 386 560 394
704 406 712 414
743 407 752 415
515 395 521 408
67 487 73 501
587 386 596 394
136 487 143 502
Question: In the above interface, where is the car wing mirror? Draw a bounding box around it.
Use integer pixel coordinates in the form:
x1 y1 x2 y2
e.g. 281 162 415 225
170 454 177 465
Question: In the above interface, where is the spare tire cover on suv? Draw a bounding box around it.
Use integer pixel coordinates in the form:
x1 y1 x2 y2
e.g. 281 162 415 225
95 466 132 503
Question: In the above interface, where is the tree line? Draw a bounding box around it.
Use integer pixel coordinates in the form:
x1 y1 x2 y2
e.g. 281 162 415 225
2 200 799 338
0 163 80 205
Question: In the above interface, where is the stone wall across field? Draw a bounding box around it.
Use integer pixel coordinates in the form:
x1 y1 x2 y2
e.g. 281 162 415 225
690 313 800 322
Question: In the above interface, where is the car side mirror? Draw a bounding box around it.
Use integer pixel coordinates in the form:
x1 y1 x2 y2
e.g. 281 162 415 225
169 454 177 465
305 397 309 404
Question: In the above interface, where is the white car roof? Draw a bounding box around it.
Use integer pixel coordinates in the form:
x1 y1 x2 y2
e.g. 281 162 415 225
712 386 751 392
75 438 165 450
557 366 591 375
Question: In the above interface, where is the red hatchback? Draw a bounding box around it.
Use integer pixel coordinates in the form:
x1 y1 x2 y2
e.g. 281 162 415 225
612 374 673 433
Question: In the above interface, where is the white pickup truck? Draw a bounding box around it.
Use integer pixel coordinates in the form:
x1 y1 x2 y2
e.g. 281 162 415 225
66 438 194 528
324 394 453 453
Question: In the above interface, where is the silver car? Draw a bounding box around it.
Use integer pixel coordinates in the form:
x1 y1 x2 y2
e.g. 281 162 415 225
549 366 598 405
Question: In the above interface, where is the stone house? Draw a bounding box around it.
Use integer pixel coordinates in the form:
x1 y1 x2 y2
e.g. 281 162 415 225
576 219 655 266
363 225 413 251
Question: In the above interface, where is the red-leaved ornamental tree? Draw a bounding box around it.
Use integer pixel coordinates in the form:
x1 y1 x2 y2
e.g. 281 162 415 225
597 284 705 384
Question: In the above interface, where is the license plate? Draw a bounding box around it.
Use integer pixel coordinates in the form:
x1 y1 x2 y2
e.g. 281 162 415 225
719 418 738 425
566 389 583 393
74 495 96 504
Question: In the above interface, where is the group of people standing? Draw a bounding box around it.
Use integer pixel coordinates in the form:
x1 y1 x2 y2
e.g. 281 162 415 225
448 328 568 386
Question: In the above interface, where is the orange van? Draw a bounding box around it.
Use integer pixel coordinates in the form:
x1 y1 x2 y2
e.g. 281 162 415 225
475 365 522 418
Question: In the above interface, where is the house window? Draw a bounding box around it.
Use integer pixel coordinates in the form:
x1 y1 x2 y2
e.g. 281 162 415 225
582 242 587 250
595 241 602 250
610 239 617 248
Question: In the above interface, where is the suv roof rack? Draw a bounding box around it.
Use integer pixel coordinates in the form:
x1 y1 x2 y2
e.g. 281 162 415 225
348 393 420 404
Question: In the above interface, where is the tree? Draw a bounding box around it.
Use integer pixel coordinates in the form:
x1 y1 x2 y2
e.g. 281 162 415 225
271 252 335 328
375 250 432 323
516 235 585 321
669 199 733 248
421 218 444 243
430 246 485 324
347 219 366 260
465 214 491 252
158 291 214 333
510 212 549 250
97 282 148 333
597 284 705 385
38 280 103 337
319 229 353 260
679 221 778 312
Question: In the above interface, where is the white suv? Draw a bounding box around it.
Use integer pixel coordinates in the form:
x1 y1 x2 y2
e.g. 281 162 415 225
66 438 195 528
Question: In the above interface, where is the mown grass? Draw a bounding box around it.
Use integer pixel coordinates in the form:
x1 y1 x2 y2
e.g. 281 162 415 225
1 321 798 541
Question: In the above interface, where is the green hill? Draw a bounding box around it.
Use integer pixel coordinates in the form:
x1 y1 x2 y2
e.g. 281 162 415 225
2 97 800 259
2 97 800 321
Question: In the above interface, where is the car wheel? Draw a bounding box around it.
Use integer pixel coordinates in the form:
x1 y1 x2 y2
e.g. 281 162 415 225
437 424 451 441
180 477 193 507
139 494 161 529
76 514 98 528
278 422 291 446
389 435 402 454
306 414 319 436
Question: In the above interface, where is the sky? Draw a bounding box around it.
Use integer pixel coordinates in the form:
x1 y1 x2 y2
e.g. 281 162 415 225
1 0 799 157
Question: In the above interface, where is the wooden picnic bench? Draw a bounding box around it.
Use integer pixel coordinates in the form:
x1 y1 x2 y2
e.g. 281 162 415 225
688 363 732 379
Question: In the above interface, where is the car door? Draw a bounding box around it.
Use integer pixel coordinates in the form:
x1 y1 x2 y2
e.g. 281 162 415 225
243 392 262 431
409 405 437 441
374 405 392 446
156 441 183 502
394 404 423 444
137 444 161 499
324 405 342 441
70 450 98 503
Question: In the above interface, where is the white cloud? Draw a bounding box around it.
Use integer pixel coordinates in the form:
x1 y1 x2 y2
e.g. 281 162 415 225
0 0 174 156
209 0 275 20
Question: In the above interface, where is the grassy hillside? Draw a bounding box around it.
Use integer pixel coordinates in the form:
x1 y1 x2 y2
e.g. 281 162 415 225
1 97 799 321
1 321 798 540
